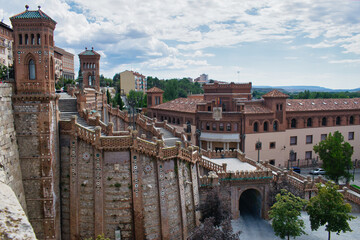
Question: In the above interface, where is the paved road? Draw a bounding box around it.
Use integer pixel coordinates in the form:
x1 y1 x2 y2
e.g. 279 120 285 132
298 167 360 186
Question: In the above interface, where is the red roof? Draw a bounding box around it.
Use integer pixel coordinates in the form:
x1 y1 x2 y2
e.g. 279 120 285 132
262 90 289 98
151 98 205 113
286 98 360 112
146 87 164 93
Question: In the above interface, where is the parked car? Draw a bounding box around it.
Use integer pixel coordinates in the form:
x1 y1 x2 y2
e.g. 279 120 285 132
292 167 301 174
310 168 325 175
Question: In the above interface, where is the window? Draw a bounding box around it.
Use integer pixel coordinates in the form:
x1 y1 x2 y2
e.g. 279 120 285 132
45 34 47 45
349 132 354 140
29 59 36 80
201 122 204 130
269 160 275 165
50 58 54 79
306 135 313 144
234 123 238 131
307 118 312 127
253 122 258 132
349 116 354 125
273 121 278 131
31 34 35 45
322 117 327 126
25 34 29 45
336 116 341 125
19 34 22 45
226 123 231 131
305 151 312 160
321 134 327 141
290 136 297 145
208 106 211 111
206 123 210 130
263 121 268 132
291 118 297 128
219 123 224 131
280 104 282 110
276 104 279 111
88 75 92 85
212 123 217 131
37 34 41 45
269 142 276 149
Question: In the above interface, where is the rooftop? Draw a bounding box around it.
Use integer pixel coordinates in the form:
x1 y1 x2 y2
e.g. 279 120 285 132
262 89 289 98
146 87 164 93
286 98 360 112
79 47 100 56
151 97 205 113
10 6 56 24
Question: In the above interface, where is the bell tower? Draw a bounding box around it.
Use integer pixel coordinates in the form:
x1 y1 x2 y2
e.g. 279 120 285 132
78 47 101 91
10 5 60 240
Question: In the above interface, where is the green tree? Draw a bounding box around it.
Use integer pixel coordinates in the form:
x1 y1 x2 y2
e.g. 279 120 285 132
313 131 353 184
306 183 355 240
0 64 8 80
127 90 146 109
269 190 307 240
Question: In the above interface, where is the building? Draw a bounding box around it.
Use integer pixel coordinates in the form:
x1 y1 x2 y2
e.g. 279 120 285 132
119 70 147 95
54 46 75 80
194 73 208 85
147 82 360 168
0 21 13 67
78 47 101 90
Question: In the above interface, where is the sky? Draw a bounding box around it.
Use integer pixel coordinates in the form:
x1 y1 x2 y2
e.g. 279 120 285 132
1 0 360 89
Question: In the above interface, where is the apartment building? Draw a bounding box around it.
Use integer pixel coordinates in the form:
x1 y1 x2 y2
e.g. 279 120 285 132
119 70 147 95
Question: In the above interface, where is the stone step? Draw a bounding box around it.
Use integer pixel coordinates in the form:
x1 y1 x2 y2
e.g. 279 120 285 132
59 98 77 113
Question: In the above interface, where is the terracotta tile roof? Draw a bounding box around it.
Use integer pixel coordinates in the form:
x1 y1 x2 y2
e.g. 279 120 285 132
244 102 273 114
151 98 205 113
262 90 289 98
146 87 164 93
286 98 360 112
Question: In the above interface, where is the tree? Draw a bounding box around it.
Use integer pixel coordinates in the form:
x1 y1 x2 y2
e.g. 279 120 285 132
313 131 353 183
269 190 307 240
306 183 355 240
197 188 230 227
0 63 8 80
190 217 240 240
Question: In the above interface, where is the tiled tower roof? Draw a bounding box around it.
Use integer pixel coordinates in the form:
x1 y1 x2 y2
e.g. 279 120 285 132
10 5 56 23
262 89 289 98
146 87 164 93
79 48 100 56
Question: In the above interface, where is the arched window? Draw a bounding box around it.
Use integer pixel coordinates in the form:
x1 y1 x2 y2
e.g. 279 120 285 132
45 34 47 45
322 117 327 126
219 123 224 131
307 118 312 127
88 75 92 86
25 34 29 45
226 123 231 131
234 123 238 131
31 34 35 45
29 59 36 80
37 34 41 45
50 58 54 79
263 121 268 131
212 123 216 131
336 116 341 125
291 118 297 128
93 63 95 69
87 63 89 69
83 63 85 69
253 122 258 132
273 121 278 131
350 116 354 125
177 118 180 124
206 123 210 130
19 34 23 45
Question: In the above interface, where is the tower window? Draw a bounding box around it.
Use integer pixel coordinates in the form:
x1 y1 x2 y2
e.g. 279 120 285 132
37 34 41 45
88 75 92 86
253 122 258 132
19 34 23 45
31 34 35 45
25 34 29 45
273 121 278 131
263 121 268 132
29 59 36 80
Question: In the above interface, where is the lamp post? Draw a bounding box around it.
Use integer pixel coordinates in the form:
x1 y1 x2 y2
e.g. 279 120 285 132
127 93 143 130
255 140 262 163
289 150 295 170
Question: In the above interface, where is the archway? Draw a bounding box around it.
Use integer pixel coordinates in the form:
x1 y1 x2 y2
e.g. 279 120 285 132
239 189 262 218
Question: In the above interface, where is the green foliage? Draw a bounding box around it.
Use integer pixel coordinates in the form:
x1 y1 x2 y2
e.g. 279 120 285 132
84 234 110 240
55 77 76 91
313 131 353 183
306 183 355 240
291 90 360 99
127 90 147 108
147 76 203 102
269 190 307 240
0 64 8 80
100 74 113 87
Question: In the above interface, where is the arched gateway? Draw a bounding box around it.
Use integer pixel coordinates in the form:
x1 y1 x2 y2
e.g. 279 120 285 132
239 189 262 218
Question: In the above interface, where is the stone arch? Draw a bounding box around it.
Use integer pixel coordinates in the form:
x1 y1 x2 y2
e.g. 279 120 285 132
238 187 262 218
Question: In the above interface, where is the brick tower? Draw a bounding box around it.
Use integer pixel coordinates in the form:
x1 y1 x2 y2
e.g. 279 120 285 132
10 5 60 240
78 47 101 91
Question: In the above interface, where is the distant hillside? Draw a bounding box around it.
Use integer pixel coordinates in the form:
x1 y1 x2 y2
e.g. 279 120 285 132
253 86 360 93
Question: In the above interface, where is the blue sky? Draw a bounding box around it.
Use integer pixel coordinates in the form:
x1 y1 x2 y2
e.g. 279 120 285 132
1 0 360 89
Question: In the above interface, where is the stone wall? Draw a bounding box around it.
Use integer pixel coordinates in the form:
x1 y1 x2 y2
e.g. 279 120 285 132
0 84 26 209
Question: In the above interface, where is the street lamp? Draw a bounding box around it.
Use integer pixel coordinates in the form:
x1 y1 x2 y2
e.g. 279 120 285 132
127 93 143 130
255 140 262 163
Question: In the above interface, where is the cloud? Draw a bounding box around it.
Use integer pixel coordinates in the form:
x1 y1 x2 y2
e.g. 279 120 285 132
329 59 360 64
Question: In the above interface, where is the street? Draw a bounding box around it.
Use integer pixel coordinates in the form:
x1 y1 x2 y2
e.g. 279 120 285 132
298 167 360 186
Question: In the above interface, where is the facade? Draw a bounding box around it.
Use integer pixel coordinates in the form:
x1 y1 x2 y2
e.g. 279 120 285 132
10 5 60 239
0 21 13 67
147 83 360 168
78 47 101 90
54 46 75 80
119 70 147 95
